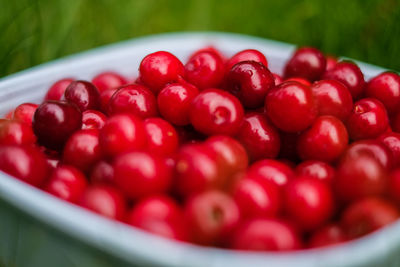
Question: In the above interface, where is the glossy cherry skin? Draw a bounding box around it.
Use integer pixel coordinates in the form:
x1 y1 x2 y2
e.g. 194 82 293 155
284 77 312 86
79 185 127 221
92 71 127 93
295 160 335 185
139 51 185 94
184 190 240 245
45 165 87 203
309 224 347 248
231 218 301 251
341 197 399 239
157 82 199 126
127 195 188 241
325 56 338 71
365 72 400 114
226 61 275 108
0 145 48 186
388 169 400 204
99 88 118 114
90 160 115 185
346 98 389 140
272 73 283 85
143 118 179 156
0 120 36 146
99 113 146 158
265 81 317 132
284 176 334 231
108 84 158 119
189 88 244 136
297 116 349 162
33 101 82 150
235 113 280 161
185 51 225 90
81 110 107 130
322 61 365 99
311 79 353 121
379 132 400 167
64 80 101 112
12 103 38 126
113 151 172 199
189 46 226 63
284 47 326 81
226 49 268 71
247 159 294 188
45 78 74 101
63 129 102 173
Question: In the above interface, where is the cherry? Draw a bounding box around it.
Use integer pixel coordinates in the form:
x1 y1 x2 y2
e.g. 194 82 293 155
64 80 100 112
297 116 349 162
143 117 179 156
108 84 158 119
33 101 82 150
184 190 240 245
113 151 172 199
189 88 244 136
265 81 317 132
346 98 389 140
157 82 199 126
81 110 107 130
45 78 74 101
91 71 127 93
79 185 127 221
0 145 48 186
379 132 400 167
247 159 294 188
45 165 87 203
139 51 184 94
309 224 347 248
90 160 115 185
12 103 38 126
322 61 365 99
295 160 335 185
283 47 326 81
311 79 353 121
189 46 226 63
284 77 312 86
99 113 146 158
272 73 283 85
226 49 268 71
0 120 36 145
226 61 275 108
235 113 280 161
365 72 400 114
99 88 118 114
231 218 301 251
325 56 338 71
388 169 400 204
341 197 399 239
185 51 225 90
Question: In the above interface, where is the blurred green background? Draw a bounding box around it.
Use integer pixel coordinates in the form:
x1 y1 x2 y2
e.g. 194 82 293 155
1 0 399 77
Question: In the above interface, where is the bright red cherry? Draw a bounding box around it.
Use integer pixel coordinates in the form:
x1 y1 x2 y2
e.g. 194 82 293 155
92 71 127 93
81 110 107 130
226 61 275 108
45 165 87 203
45 78 74 101
311 80 353 121
64 80 100 112
247 159 294 187
231 218 301 251
90 160 114 185
185 51 225 90
99 113 146 158
33 101 82 150
295 160 335 185
284 77 312 86
388 169 400 204
365 72 400 114
189 46 226 63
265 81 317 132
235 113 280 161
0 120 36 145
139 51 185 94
12 103 38 126
322 61 365 99
113 151 172 199
346 98 389 140
143 118 178 156
184 190 240 245
189 88 244 136
309 224 347 248
272 73 283 85
379 132 400 167
108 84 158 119
297 116 349 162
325 56 338 71
226 49 268 71
99 88 118 114
284 47 326 81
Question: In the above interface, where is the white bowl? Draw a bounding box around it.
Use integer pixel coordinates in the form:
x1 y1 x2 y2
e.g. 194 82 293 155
0 32 398 267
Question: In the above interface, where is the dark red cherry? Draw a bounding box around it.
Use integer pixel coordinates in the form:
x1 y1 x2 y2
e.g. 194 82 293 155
45 78 74 101
92 71 127 93
226 49 268 71
99 88 118 114
309 224 347 248
64 80 100 112
365 72 400 114
284 47 326 81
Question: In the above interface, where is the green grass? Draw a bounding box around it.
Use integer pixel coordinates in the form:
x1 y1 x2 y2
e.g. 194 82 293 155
1 0 399 77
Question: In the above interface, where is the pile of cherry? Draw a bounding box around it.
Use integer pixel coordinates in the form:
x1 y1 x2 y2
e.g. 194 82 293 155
1 46 400 252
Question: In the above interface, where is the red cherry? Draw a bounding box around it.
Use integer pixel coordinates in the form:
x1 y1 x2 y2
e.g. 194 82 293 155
272 73 283 85
247 159 294 187
284 47 326 81
284 77 312 86
379 132 400 167
143 118 178 156
108 84 158 119
113 151 172 199
309 224 347 248
325 56 338 71
184 190 240 245
388 169 400 204
12 103 38 126
235 113 280 161
189 46 226 63
190 88 244 136
226 61 275 108
311 80 353 121
99 88 118 114
265 81 317 132
295 160 335 185
45 78 74 101
64 80 100 112
365 72 400 114
81 110 107 130
92 71 127 93
226 49 268 71
346 98 389 140
90 160 114 185
139 51 184 94
45 165 87 203
0 120 36 145
231 218 301 251
322 61 365 99
297 116 349 162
